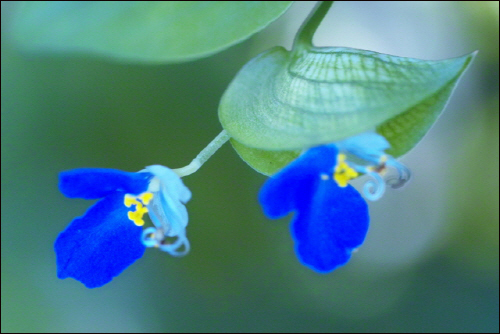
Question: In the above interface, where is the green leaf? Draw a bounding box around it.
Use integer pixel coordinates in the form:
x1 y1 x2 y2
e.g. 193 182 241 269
230 138 301 176
218 46 476 157
8 1 293 63
376 55 475 157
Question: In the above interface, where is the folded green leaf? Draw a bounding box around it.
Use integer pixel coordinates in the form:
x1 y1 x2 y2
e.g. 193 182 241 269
219 46 475 151
375 58 475 158
231 138 301 176
219 45 475 173
8 1 293 63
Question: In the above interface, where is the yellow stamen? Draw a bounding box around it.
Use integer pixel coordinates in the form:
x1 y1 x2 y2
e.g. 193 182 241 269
124 194 140 207
127 203 148 226
372 154 388 175
334 154 359 187
139 192 153 205
123 192 154 226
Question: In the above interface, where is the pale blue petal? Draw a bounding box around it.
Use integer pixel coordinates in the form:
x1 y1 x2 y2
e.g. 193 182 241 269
335 132 390 162
144 165 191 238
145 165 191 203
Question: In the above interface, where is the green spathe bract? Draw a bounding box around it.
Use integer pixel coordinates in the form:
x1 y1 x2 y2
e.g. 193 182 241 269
219 31 475 175
230 138 301 177
8 1 293 63
220 46 475 150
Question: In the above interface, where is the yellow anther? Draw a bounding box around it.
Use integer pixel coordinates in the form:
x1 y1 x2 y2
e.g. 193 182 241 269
369 155 388 175
124 194 140 207
337 154 347 164
334 154 359 187
139 192 154 205
127 203 149 226
378 155 389 175
124 192 154 226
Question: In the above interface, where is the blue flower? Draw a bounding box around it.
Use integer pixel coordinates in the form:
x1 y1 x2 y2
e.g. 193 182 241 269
259 132 409 273
56 165 191 288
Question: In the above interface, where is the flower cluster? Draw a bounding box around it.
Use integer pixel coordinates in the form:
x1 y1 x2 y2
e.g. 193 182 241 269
55 165 190 288
55 132 409 287
259 132 410 272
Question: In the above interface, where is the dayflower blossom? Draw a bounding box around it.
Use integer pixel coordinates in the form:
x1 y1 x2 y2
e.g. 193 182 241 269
55 165 191 288
259 132 409 273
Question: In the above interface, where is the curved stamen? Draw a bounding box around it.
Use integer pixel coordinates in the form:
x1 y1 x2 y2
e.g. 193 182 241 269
348 163 386 201
141 227 190 256
141 227 161 248
334 132 411 200
159 237 190 257
362 170 386 201
386 158 411 189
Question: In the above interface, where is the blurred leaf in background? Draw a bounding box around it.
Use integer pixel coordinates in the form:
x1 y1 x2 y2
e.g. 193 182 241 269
1 1 498 333
7 1 292 63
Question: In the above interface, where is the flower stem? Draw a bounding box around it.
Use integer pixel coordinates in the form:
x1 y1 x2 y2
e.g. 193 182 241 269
293 1 334 51
173 130 231 177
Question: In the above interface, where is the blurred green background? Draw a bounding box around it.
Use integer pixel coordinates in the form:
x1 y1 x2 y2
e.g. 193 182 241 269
2 1 498 332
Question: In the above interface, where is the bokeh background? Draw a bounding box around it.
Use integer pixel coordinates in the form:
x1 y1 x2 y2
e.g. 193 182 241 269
2 1 498 332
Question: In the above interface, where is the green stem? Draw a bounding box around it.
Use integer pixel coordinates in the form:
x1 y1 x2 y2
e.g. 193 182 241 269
293 1 334 50
173 130 231 177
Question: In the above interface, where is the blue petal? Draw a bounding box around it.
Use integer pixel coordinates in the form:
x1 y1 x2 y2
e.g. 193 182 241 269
259 145 338 218
55 191 146 288
59 168 152 199
259 144 369 273
292 181 369 273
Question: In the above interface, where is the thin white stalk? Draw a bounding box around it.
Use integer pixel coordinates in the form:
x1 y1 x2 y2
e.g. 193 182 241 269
173 130 231 177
